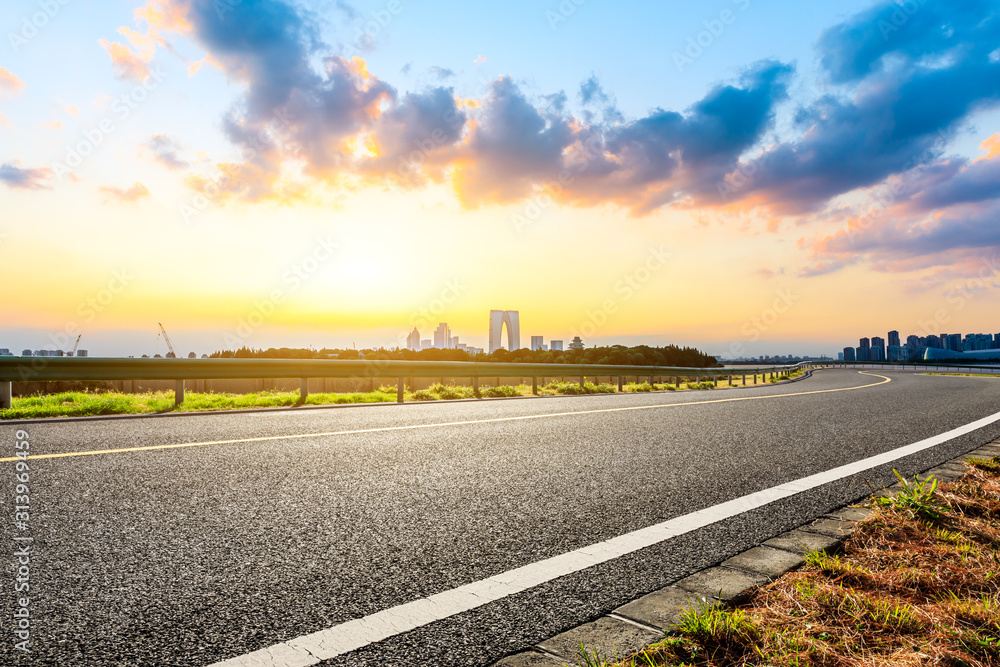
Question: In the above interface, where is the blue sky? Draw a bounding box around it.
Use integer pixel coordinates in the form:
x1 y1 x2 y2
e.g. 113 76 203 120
2 0 1000 358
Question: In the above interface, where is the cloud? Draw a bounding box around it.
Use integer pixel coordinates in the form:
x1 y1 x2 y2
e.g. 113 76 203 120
428 66 455 80
146 133 189 169
817 0 998 84
453 76 576 206
358 86 467 185
99 26 158 81
722 1 1000 214
99 182 151 202
0 68 25 97
0 162 53 190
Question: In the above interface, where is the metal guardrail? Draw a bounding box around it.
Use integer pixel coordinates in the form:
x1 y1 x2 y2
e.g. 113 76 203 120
813 361 1000 374
0 357 810 408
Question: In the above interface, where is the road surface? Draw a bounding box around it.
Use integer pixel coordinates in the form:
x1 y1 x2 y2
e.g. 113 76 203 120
2 369 1000 666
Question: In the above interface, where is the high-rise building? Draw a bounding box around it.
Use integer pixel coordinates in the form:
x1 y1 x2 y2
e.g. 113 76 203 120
0 348 10 356
843 347 856 362
871 336 886 361
77 350 88 357
488 310 520 352
569 336 584 349
530 336 544 351
420 339 432 350
888 345 903 362
888 330 900 349
451 336 459 348
550 340 563 351
21 350 32 357
855 346 864 362
858 337 870 362
948 333 963 352
406 327 420 351
433 323 452 349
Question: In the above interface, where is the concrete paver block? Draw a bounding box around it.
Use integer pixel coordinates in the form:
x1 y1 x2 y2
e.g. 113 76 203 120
615 586 712 631
492 651 561 666
824 506 872 522
763 529 842 555
800 517 856 538
675 566 770 603
537 616 661 662
722 546 805 579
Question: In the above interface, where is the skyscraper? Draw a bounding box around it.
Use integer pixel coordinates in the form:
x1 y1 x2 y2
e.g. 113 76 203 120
870 337 886 361
888 330 900 349
433 323 451 349
406 327 420 351
843 347 856 362
530 336 544 351
858 337 871 362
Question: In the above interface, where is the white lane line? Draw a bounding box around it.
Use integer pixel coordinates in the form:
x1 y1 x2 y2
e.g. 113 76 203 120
207 404 1000 667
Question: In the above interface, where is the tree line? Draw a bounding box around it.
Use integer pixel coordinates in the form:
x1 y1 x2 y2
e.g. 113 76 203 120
209 344 721 368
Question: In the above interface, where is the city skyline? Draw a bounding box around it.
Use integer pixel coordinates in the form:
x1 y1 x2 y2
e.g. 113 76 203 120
3 1 1000 359
843 329 1000 363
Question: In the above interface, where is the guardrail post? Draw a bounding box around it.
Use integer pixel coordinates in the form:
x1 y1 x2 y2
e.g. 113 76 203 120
175 379 185 407
532 377 538 395
473 376 479 398
754 373 758 384
0 381 11 410
617 376 623 392
579 374 585 389
648 375 653 387
742 373 746 386
397 377 404 403
300 378 309 402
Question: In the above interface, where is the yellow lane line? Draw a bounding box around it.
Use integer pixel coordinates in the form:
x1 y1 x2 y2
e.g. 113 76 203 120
1 372 891 463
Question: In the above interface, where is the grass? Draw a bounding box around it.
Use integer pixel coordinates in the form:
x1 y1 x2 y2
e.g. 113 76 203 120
593 456 1000 667
0 370 807 420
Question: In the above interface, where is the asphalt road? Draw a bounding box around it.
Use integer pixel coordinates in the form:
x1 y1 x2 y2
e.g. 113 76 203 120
3 369 1000 666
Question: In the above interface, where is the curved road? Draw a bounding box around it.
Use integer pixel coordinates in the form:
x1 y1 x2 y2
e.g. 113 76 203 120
3 369 1000 666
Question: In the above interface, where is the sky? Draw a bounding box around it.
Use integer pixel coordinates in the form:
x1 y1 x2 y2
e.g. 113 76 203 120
2 0 1000 359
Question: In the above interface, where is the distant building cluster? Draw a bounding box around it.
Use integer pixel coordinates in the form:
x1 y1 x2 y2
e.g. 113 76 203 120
842 330 1000 362
4 349 89 357
405 310 575 354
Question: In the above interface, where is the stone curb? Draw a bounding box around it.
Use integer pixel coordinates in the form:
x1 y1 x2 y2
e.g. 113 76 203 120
492 438 1000 666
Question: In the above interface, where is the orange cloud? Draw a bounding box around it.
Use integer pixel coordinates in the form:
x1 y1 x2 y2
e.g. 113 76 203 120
0 67 25 97
99 182 150 203
98 38 152 81
0 114 10 127
974 133 1000 162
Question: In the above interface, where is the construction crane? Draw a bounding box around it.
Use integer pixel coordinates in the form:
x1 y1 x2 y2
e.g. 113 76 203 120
69 334 82 357
157 323 177 358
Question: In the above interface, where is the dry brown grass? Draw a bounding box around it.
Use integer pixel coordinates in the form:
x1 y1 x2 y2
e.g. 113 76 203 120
598 457 1000 667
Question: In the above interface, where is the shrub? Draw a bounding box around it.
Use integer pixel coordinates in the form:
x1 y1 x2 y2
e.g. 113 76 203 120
411 389 437 401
